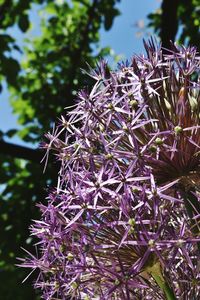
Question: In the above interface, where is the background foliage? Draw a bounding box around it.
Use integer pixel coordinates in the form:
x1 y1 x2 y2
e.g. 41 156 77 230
0 0 199 299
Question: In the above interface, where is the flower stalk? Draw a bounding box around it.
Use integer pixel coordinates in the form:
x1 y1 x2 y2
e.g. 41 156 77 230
147 262 176 300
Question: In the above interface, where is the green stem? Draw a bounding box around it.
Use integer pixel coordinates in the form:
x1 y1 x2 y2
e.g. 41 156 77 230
147 262 176 300
152 272 176 300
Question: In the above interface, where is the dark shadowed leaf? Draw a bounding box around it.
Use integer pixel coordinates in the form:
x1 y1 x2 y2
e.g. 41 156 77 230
18 14 29 32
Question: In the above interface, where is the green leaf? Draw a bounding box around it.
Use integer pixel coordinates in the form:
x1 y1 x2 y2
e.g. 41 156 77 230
5 129 18 138
104 8 120 31
18 14 29 32
1 57 20 86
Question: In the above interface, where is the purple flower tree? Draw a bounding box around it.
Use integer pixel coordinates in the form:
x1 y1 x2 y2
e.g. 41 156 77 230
20 40 200 299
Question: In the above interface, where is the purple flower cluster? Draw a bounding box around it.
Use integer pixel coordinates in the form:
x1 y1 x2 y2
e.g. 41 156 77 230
20 40 200 299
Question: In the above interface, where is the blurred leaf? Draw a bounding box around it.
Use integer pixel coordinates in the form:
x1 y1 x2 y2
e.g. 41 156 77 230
104 7 120 30
18 14 29 32
1 57 20 86
5 129 18 138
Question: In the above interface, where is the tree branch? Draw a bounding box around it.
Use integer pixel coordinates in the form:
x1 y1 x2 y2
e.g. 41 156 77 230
0 140 42 163
160 0 179 50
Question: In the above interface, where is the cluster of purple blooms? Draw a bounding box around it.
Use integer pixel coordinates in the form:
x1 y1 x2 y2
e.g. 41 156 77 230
20 40 200 299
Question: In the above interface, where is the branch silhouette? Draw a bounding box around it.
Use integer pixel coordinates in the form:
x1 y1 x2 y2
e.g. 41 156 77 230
0 140 42 162
160 0 179 50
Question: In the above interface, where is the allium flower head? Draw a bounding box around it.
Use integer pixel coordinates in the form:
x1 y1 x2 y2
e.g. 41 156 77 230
20 40 200 300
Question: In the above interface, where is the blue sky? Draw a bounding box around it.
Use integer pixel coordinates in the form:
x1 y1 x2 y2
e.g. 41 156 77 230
0 0 160 147
100 0 160 59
